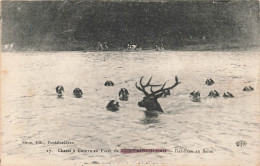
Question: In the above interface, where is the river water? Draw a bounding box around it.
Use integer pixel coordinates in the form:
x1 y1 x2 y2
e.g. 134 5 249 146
1 51 260 165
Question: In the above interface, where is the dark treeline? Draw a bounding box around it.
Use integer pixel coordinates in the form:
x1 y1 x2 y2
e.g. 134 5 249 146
1 0 259 51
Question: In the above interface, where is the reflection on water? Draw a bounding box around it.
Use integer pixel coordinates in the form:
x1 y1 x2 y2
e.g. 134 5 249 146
144 111 159 118
141 111 160 124
1 51 260 165
57 94 64 99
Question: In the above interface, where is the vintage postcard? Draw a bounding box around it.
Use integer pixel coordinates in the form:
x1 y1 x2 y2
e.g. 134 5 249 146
1 0 259 166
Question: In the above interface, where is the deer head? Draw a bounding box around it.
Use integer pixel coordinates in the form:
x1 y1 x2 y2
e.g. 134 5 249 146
135 76 181 112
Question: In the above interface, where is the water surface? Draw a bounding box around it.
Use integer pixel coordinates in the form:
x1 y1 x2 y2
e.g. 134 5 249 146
1 51 259 165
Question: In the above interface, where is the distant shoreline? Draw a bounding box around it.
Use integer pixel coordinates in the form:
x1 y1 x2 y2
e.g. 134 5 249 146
2 43 259 52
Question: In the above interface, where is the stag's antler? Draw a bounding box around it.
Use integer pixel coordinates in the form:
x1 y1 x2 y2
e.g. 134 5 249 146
135 76 162 96
150 76 181 96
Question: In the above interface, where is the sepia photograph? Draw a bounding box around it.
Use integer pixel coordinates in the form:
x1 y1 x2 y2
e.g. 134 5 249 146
1 0 260 165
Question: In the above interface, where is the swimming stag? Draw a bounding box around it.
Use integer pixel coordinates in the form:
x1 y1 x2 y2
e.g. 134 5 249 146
135 76 181 112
